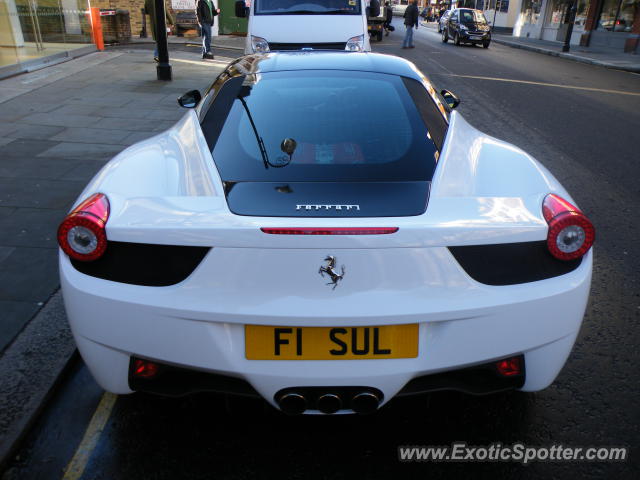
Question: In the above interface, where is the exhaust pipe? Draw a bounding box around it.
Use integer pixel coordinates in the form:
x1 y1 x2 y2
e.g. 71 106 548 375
277 392 307 415
317 393 342 414
351 391 380 414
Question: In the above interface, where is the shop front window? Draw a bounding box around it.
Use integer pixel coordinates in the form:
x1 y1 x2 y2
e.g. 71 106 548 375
0 0 92 70
617 0 638 32
549 0 569 25
574 0 591 30
521 0 542 24
598 0 637 32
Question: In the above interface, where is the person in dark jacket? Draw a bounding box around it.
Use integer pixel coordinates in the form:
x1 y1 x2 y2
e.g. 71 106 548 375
402 0 419 49
384 1 393 36
144 0 174 62
197 0 220 59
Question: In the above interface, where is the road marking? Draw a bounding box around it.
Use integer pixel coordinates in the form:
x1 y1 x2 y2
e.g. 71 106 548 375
172 57 235 67
62 392 118 480
434 73 640 96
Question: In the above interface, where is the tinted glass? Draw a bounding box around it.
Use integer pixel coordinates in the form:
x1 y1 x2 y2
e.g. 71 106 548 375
255 0 362 15
207 70 440 182
474 10 488 23
460 9 487 23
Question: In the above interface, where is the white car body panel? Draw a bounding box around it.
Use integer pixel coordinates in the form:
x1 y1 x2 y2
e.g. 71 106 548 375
243 1 370 53
393 5 408 17
81 111 560 248
60 61 593 413
62 248 591 402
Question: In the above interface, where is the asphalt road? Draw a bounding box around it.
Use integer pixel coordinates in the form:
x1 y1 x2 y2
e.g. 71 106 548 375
3 27 640 479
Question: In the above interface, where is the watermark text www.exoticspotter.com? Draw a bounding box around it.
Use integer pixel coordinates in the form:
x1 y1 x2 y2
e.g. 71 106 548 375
398 443 628 464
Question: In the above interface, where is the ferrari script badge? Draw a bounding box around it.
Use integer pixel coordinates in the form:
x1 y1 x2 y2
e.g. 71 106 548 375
296 204 360 211
318 256 345 290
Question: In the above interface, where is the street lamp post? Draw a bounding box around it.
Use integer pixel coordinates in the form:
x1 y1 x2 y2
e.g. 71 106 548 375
492 0 500 32
562 0 577 52
154 0 172 81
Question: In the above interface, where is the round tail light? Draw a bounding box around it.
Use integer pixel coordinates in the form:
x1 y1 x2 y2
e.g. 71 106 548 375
57 193 110 262
542 194 595 261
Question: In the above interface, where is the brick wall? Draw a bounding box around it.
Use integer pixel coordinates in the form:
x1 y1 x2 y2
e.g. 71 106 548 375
92 0 178 37
101 11 134 42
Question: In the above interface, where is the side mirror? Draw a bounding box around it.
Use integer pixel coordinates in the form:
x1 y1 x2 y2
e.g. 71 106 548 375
440 89 460 109
178 90 202 108
235 1 247 18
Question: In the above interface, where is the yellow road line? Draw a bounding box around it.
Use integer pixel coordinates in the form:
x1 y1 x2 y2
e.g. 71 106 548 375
172 57 233 67
62 392 118 480
439 73 640 97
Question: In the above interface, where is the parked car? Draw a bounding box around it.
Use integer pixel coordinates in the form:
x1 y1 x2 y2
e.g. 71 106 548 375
437 9 450 33
600 19 628 32
442 8 491 48
59 52 594 415
393 3 408 16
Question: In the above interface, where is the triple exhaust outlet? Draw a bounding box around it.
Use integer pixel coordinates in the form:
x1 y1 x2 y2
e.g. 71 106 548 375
277 389 382 415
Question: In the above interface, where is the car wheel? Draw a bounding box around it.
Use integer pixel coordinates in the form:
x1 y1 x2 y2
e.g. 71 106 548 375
454 33 460 46
483 40 490 48
442 29 448 43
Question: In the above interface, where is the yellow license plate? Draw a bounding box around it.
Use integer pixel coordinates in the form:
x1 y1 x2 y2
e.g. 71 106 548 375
245 324 419 360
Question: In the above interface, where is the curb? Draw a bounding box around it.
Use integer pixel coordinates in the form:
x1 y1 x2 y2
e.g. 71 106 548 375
0 292 78 471
491 38 640 74
130 38 245 51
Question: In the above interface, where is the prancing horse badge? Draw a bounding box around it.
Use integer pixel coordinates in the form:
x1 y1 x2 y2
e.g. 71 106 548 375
318 256 345 290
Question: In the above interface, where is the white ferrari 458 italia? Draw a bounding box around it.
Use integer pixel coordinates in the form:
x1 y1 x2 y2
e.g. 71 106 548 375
59 52 594 415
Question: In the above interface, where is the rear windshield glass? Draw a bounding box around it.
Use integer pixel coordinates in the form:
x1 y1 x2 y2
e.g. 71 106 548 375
206 70 440 182
255 0 362 15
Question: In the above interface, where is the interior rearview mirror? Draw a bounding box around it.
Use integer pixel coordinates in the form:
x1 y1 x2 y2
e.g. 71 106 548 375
178 90 202 108
235 1 247 18
440 89 460 109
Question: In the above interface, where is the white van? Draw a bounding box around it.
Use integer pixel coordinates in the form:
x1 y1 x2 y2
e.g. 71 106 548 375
235 0 372 53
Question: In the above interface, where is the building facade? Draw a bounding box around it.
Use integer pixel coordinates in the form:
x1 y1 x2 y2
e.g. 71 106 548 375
513 0 640 51
434 0 524 30
433 0 638 51
0 0 94 76
0 0 232 78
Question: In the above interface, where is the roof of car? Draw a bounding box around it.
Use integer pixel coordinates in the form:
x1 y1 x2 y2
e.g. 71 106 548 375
224 52 424 81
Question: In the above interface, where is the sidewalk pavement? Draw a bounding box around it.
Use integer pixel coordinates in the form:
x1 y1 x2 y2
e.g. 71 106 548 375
0 40 238 468
128 33 246 51
422 21 640 73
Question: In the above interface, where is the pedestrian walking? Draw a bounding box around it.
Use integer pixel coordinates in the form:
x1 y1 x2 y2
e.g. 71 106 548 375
402 0 419 49
197 0 220 60
384 1 393 36
144 0 174 62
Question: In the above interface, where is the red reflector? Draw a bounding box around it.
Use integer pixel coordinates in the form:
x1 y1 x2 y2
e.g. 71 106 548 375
260 227 399 235
132 359 159 379
496 357 522 377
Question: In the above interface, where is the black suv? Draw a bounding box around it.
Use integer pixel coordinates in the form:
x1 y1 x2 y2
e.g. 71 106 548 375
442 8 491 48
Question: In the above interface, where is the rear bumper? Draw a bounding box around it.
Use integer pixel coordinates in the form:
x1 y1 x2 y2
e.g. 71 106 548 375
61 247 592 412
